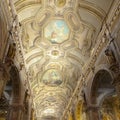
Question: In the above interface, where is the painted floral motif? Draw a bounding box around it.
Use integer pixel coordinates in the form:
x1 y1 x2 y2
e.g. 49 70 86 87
44 20 70 43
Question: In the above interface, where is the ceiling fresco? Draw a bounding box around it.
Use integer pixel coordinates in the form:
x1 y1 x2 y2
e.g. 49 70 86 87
44 20 70 44
14 0 114 119
40 69 62 86
54 0 66 7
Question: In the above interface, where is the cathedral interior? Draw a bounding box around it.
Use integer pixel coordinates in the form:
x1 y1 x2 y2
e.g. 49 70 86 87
0 0 120 120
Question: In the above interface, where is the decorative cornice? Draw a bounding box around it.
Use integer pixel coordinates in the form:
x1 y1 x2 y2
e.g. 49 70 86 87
78 1 106 21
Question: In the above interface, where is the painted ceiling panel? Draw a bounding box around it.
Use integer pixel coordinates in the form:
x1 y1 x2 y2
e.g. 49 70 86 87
18 6 41 21
85 0 114 12
14 0 115 119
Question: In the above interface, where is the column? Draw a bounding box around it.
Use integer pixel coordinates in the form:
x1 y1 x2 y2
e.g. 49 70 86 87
22 89 31 120
30 109 35 120
0 61 10 98
113 103 119 120
113 72 120 99
86 106 100 120
8 104 24 120
108 57 120 99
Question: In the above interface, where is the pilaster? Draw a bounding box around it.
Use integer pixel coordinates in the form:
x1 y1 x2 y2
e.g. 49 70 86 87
8 104 24 120
86 106 100 120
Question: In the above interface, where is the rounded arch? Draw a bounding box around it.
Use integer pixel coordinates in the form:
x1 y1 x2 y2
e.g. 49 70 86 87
84 64 114 105
90 68 114 104
89 64 114 92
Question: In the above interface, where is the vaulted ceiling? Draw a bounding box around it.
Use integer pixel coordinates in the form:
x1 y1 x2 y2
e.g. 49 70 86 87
13 0 114 119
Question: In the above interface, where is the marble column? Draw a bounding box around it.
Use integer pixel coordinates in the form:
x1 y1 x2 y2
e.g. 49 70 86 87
109 60 120 99
0 61 10 98
112 72 120 99
8 104 24 120
113 103 119 120
86 106 100 120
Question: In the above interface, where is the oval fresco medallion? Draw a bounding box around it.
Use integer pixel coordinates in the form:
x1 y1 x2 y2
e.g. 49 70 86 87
44 19 70 44
41 69 62 86
54 0 66 7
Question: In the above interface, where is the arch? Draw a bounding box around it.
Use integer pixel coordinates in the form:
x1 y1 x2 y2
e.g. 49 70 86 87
90 68 114 104
0 65 22 120
84 64 114 105
89 64 114 93
83 64 116 120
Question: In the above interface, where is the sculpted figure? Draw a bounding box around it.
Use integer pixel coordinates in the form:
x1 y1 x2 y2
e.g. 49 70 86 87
105 48 116 65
